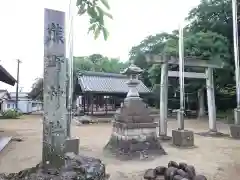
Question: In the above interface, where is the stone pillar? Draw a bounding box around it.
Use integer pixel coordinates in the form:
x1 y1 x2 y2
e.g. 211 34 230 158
198 88 205 118
43 8 67 168
159 60 168 137
205 68 217 132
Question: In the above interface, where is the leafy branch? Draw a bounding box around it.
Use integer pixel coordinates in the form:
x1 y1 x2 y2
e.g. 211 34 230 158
76 0 113 40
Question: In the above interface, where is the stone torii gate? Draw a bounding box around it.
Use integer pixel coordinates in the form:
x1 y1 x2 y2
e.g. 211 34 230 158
146 54 227 138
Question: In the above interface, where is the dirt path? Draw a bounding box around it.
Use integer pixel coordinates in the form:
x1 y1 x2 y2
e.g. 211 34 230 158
0 115 240 179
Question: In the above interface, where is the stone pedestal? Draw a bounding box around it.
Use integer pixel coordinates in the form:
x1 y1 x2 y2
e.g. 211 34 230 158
172 129 194 147
229 124 240 139
104 98 166 160
65 138 79 154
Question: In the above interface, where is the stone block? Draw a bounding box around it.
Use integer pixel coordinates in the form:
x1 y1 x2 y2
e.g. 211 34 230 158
229 124 240 139
172 129 194 147
65 138 79 154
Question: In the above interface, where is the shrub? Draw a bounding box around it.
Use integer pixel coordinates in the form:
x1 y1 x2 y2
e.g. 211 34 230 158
0 109 22 119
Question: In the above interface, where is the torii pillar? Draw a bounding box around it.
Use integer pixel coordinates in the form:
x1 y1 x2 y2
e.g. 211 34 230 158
146 55 227 138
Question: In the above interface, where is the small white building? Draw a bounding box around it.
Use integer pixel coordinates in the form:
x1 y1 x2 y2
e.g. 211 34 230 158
0 91 43 114
0 90 11 112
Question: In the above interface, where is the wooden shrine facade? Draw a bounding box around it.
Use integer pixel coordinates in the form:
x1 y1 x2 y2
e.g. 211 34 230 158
74 71 152 116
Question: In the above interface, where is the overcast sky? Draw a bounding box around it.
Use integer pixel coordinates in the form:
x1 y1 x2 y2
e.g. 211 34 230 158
0 0 200 92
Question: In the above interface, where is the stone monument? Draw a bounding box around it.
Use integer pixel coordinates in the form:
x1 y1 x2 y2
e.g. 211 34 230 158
0 8 107 180
104 61 166 160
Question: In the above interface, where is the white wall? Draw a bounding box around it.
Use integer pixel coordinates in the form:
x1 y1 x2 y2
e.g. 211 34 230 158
3 100 43 113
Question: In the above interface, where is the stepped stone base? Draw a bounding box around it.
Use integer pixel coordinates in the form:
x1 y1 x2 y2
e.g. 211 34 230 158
104 123 166 160
105 96 166 160
0 153 107 180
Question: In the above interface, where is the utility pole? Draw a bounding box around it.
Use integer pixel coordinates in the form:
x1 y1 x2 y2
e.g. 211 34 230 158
15 59 21 111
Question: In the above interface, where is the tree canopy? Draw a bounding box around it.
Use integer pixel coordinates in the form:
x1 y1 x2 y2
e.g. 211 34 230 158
74 54 127 73
30 0 239 110
128 0 238 109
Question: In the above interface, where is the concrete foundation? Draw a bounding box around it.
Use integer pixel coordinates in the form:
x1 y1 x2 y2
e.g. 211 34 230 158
0 136 12 152
229 124 240 139
172 129 194 147
65 138 79 154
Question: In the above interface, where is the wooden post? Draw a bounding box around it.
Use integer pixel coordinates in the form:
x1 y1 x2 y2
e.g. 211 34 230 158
87 95 89 115
198 88 205 118
96 95 98 111
83 95 86 115
105 96 108 115
43 8 67 168
91 95 94 115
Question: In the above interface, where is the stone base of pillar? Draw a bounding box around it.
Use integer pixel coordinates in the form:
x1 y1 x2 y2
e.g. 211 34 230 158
104 124 166 160
0 153 107 180
158 135 172 141
65 138 80 154
172 129 194 148
234 108 240 124
229 124 240 139
195 130 228 137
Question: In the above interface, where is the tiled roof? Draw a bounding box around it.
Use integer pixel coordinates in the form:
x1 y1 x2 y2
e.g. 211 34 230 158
0 65 16 86
0 90 10 99
77 71 151 94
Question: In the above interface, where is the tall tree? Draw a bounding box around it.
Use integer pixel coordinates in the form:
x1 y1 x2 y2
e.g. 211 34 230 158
128 29 232 109
186 0 237 42
186 0 239 99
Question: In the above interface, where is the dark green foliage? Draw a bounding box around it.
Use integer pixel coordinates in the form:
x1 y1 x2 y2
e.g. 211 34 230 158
0 109 22 119
128 0 238 111
76 0 112 40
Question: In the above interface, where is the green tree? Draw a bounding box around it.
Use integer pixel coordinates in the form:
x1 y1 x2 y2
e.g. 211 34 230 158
130 30 231 84
76 0 112 40
29 54 127 100
186 0 238 105
74 55 127 73
129 29 232 109
186 0 236 42
29 78 43 101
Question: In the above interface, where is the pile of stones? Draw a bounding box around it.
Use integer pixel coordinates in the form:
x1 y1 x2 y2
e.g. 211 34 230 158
0 153 108 180
144 161 207 180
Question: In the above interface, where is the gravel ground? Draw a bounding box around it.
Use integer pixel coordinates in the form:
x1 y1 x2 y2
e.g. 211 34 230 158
0 115 240 180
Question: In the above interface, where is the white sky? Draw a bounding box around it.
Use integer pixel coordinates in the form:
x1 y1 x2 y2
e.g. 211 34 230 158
0 0 200 92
